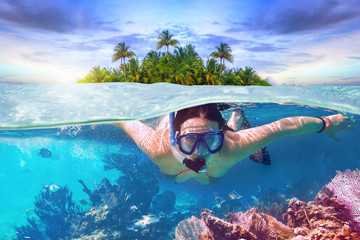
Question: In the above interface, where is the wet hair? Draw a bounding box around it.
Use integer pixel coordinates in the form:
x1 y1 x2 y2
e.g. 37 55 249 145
172 103 234 132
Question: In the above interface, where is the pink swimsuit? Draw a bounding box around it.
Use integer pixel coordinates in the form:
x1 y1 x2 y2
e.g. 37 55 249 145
176 169 210 178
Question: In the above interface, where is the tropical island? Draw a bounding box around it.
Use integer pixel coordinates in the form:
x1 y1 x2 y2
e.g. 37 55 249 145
77 30 271 86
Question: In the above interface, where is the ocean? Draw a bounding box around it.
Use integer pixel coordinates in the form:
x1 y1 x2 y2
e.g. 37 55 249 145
0 83 359 239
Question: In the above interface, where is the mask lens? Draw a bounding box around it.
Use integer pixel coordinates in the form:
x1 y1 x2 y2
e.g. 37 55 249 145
204 133 222 152
179 134 198 154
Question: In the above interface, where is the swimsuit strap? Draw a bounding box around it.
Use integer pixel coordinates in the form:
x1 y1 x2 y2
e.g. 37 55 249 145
177 169 210 178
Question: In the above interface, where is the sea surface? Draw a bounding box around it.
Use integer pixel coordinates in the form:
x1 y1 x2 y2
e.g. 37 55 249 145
0 83 359 239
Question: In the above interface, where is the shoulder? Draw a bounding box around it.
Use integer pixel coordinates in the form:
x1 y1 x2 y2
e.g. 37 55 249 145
219 130 249 164
223 130 243 153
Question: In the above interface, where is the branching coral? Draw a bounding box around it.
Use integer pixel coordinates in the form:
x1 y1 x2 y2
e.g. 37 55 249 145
15 153 179 239
15 185 83 240
175 169 360 240
15 217 45 240
73 153 180 239
326 169 360 227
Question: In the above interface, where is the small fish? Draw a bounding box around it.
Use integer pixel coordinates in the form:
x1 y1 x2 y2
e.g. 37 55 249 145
251 195 259 203
24 208 35 218
49 184 60 192
39 148 52 158
228 190 242 200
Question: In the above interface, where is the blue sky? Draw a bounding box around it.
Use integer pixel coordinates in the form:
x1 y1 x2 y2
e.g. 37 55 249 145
0 0 359 85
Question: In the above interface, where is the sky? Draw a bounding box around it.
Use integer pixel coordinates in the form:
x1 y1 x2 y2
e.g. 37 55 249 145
0 0 360 85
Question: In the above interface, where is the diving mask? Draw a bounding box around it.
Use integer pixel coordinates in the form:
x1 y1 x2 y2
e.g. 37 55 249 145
169 112 224 174
176 131 224 155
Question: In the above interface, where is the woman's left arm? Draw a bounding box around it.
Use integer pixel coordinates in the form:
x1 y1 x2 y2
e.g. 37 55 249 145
224 114 354 164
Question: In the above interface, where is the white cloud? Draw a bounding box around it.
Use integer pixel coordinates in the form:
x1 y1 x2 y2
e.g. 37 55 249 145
269 30 360 85
266 76 279 86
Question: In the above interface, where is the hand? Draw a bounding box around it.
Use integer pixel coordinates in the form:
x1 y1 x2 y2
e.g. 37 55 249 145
323 114 355 141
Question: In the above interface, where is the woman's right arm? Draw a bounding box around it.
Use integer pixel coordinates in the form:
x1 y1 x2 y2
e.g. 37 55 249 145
112 121 170 159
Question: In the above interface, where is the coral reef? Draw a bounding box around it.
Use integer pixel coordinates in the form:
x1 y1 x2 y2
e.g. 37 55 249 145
175 169 360 240
15 185 82 240
254 187 288 222
16 154 360 240
176 208 293 240
15 153 184 240
74 176 184 239
211 190 248 219
15 218 45 240
175 216 208 240
326 169 360 226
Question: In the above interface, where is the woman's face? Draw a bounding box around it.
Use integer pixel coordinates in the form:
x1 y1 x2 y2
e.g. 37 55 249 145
180 117 220 158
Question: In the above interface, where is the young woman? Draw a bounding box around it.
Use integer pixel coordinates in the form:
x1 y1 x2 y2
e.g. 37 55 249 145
113 104 353 184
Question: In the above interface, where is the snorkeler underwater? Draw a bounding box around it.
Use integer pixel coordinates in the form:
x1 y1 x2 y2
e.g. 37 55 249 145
0 83 360 239
112 103 353 185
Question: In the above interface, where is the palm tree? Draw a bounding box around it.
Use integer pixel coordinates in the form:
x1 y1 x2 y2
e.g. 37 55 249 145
76 66 107 83
127 58 141 82
145 51 162 61
141 51 162 83
237 66 258 86
112 42 136 80
184 44 200 60
174 46 186 60
210 42 234 79
205 58 220 85
156 30 179 57
104 68 122 82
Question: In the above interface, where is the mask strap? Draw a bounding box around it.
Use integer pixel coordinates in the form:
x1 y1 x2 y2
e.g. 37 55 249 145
169 112 176 146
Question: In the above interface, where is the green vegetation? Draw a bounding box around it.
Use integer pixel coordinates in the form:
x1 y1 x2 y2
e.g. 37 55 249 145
77 30 271 86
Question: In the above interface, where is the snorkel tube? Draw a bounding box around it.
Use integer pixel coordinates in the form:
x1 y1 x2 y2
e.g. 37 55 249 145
169 112 208 174
169 112 185 164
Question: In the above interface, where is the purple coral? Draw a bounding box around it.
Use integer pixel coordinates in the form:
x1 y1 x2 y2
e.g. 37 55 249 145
326 169 360 226
175 216 207 240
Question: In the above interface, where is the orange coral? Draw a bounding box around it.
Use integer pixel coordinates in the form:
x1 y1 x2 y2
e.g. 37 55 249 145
175 170 360 240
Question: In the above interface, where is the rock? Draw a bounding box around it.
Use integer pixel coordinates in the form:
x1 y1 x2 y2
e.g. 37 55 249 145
200 209 257 240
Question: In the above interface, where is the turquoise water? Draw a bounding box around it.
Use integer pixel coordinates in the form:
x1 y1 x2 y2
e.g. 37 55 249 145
0 83 359 239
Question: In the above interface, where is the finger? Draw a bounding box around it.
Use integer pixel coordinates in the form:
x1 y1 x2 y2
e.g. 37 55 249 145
328 132 342 141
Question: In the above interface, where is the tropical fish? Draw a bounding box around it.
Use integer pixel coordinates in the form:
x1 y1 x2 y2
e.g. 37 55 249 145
49 184 60 192
24 208 35 218
39 148 52 158
228 190 242 200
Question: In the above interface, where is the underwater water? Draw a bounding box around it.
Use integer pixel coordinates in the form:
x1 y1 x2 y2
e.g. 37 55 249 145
0 83 359 239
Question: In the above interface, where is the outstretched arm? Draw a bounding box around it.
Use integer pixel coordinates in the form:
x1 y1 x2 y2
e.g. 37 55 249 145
224 114 353 164
112 121 170 159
